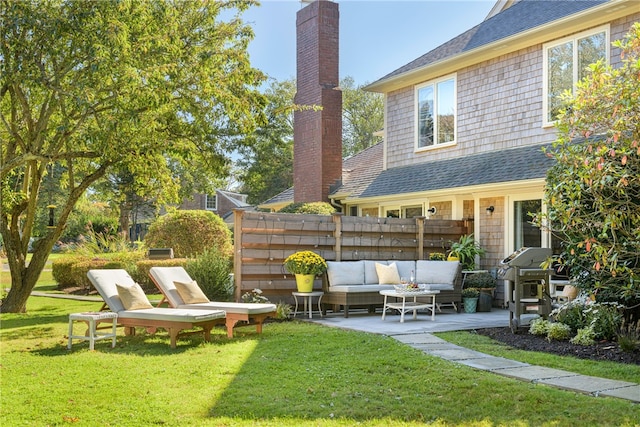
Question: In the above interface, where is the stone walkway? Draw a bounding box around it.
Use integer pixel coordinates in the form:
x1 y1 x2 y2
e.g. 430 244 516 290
308 309 640 403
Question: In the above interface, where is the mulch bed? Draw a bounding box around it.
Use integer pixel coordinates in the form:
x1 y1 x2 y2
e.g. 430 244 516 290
476 327 640 365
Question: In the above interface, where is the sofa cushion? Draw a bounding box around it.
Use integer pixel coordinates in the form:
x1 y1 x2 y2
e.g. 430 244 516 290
327 261 365 286
364 260 386 284
392 260 417 281
375 262 401 284
329 284 395 293
422 283 454 291
416 260 459 284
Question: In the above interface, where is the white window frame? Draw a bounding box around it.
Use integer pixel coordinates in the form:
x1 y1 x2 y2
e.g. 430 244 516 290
542 25 609 127
414 74 457 151
205 194 217 211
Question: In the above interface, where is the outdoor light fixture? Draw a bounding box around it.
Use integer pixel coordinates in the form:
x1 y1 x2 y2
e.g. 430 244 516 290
486 206 495 216
427 207 437 215
47 205 56 228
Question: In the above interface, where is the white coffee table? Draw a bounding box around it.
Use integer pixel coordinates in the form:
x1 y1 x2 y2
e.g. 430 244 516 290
380 289 439 323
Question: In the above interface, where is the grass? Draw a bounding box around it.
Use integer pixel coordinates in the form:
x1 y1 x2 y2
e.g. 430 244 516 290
2 255 639 425
1 296 639 426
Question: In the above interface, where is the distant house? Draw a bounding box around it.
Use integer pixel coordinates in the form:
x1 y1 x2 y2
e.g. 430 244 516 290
181 190 253 225
261 0 639 271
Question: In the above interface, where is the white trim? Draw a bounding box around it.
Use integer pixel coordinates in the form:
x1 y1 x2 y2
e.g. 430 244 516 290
542 24 610 126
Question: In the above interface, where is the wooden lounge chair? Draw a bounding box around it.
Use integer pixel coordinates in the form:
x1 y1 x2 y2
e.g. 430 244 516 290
149 266 276 337
87 269 226 348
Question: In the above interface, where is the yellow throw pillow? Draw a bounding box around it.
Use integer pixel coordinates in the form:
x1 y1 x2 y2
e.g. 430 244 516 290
173 280 210 304
375 262 401 284
116 283 153 310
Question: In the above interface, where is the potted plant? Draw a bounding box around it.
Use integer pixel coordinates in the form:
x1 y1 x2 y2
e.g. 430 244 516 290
283 250 327 292
465 272 496 312
448 234 485 270
429 252 447 261
461 287 480 313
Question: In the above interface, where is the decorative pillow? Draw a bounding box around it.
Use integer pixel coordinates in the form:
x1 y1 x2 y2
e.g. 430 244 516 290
116 282 153 310
375 262 401 284
173 280 210 304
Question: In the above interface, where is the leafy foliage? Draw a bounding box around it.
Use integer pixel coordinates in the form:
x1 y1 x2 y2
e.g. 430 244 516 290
185 247 233 302
448 234 485 270
539 23 640 322
546 323 572 341
278 202 335 215
341 76 384 157
0 0 265 312
144 210 232 259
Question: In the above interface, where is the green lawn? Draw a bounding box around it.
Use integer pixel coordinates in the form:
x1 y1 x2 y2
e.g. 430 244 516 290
1 296 639 427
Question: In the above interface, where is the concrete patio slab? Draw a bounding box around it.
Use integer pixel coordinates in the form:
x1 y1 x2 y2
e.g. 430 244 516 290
494 366 578 381
598 385 640 403
538 375 639 395
458 356 530 370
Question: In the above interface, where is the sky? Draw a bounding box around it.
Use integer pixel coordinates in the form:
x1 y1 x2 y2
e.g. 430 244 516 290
241 0 497 86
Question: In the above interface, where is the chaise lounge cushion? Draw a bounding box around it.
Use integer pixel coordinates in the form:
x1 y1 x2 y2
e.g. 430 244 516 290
116 282 154 310
173 280 210 304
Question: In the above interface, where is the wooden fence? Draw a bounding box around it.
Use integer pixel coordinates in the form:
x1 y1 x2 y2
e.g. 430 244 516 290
233 210 471 302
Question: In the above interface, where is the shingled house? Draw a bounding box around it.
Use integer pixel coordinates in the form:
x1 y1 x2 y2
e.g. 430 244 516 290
261 0 639 272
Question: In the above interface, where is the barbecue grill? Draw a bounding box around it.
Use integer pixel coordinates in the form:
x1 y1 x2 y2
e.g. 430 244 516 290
497 247 553 332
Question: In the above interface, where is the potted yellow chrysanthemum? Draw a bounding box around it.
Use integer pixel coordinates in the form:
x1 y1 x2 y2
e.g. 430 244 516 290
283 251 327 292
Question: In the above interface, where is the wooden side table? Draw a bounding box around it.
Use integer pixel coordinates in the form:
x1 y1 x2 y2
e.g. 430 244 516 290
68 312 118 350
292 291 324 319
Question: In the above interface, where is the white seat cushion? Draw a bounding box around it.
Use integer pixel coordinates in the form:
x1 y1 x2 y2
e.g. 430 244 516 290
177 302 275 315
117 307 226 322
329 284 395 293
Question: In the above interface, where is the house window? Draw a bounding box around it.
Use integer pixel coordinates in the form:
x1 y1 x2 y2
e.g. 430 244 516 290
543 26 608 124
403 206 423 218
416 75 456 149
205 194 217 211
514 200 541 249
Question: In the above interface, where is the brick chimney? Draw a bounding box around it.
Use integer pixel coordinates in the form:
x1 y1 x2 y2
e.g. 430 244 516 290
294 0 342 203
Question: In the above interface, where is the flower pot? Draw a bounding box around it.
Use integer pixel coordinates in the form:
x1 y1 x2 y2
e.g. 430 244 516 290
477 290 493 312
295 274 315 292
463 297 478 313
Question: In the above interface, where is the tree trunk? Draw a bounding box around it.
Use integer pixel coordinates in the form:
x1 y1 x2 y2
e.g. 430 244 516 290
119 201 131 241
0 242 52 313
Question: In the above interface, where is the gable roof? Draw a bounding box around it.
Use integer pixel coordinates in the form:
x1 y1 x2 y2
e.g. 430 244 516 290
366 0 620 93
354 143 554 199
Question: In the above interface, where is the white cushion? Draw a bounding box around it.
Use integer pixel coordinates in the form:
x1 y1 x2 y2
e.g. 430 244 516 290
329 284 395 293
115 282 153 310
364 260 385 284
392 261 417 281
375 262 401 284
176 302 275 315
117 307 226 322
416 260 459 284
173 280 210 304
422 283 454 291
326 261 365 286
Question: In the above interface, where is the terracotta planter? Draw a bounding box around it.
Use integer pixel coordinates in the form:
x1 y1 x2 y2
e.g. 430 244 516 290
295 274 315 292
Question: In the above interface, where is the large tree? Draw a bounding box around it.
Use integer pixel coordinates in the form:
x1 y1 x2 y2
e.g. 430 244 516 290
0 0 266 312
541 23 640 320
341 76 383 158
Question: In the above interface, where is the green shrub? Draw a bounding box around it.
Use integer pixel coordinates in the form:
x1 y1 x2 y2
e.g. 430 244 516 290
617 321 640 353
570 326 596 346
551 300 588 332
275 301 292 320
185 247 233 301
144 210 232 258
52 255 91 288
528 318 550 336
135 258 187 292
585 302 623 341
546 322 571 341
278 202 336 215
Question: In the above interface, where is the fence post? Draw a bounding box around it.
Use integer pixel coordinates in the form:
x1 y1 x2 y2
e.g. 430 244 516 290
416 216 425 260
233 209 244 302
332 212 343 261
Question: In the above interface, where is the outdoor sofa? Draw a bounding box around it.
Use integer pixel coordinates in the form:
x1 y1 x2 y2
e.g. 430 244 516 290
322 260 462 317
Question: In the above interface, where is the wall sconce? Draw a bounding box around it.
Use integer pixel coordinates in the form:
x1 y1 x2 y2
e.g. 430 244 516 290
427 207 437 215
486 205 494 216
